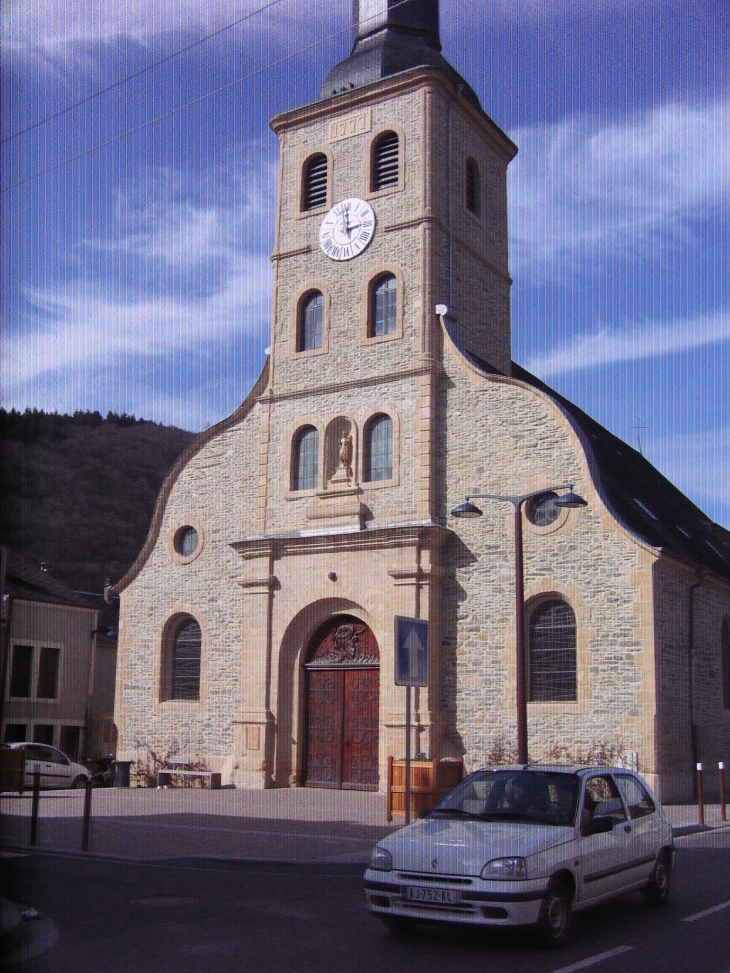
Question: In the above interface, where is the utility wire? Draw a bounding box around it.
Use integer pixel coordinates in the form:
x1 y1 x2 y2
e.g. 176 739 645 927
1 0 288 145
2 0 415 194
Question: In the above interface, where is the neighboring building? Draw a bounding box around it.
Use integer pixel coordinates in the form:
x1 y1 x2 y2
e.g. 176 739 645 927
0 547 118 760
113 1 730 800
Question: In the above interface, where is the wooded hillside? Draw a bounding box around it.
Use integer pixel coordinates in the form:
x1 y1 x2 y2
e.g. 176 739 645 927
1 409 196 593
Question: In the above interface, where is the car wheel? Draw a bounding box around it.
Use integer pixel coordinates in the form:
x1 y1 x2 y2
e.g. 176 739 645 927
641 851 671 906
537 879 572 946
71 775 89 789
379 915 416 936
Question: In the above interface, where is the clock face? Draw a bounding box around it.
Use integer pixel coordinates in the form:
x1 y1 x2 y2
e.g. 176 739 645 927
319 198 375 261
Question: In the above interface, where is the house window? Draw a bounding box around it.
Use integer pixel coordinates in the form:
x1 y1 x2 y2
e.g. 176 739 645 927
370 274 397 336
4 724 27 743
171 618 202 701
364 414 393 482
37 647 60 699
302 153 327 210
293 426 319 491
528 599 577 701
371 131 399 191
33 724 55 745
722 618 730 709
298 291 323 351
466 157 481 215
9 645 33 697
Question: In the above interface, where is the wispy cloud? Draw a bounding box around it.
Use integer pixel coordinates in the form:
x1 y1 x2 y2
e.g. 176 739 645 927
525 310 730 378
509 98 730 277
2 154 275 425
647 426 730 526
3 0 645 69
2 0 345 69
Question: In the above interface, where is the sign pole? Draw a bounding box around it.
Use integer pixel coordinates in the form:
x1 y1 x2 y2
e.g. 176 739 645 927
394 615 428 829
405 685 411 826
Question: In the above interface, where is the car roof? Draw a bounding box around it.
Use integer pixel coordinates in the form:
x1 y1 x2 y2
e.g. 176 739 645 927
471 765 636 776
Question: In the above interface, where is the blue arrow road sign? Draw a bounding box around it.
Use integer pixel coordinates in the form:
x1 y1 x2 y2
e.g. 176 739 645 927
394 616 429 686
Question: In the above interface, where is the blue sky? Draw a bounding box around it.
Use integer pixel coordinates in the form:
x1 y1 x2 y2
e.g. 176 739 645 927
2 0 728 528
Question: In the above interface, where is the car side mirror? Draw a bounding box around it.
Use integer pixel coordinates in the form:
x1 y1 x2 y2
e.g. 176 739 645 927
590 815 614 835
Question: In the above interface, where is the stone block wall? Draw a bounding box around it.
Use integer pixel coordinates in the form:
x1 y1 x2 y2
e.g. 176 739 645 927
438 329 659 783
115 409 263 775
653 558 730 800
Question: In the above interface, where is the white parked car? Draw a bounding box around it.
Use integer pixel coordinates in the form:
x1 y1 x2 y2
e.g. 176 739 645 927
365 765 674 945
6 743 90 789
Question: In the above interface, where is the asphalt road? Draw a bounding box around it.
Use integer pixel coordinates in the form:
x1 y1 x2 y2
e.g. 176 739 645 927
2 837 729 973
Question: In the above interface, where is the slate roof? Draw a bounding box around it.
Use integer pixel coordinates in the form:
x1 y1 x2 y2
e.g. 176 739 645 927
2 547 101 609
320 1 482 110
442 316 730 583
511 364 730 584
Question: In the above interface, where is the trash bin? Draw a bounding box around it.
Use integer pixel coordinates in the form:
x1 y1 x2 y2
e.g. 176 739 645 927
114 761 132 788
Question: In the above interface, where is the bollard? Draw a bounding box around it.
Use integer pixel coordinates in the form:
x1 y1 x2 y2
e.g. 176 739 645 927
81 779 93 852
720 762 726 823
30 771 41 846
696 763 704 826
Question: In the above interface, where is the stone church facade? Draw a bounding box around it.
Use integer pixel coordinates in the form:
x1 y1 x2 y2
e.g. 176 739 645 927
114 0 730 801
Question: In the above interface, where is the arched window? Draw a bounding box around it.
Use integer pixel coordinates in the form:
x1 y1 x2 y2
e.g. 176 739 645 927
363 414 393 482
170 618 201 701
302 153 327 210
298 291 323 351
370 274 397 336
466 157 481 216
293 426 319 491
528 599 577 701
371 131 399 191
722 618 730 709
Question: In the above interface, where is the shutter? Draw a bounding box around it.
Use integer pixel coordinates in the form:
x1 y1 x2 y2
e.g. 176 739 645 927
372 133 399 190
304 154 327 209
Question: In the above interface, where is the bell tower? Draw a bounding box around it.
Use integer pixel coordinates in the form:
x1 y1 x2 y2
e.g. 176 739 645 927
260 0 516 535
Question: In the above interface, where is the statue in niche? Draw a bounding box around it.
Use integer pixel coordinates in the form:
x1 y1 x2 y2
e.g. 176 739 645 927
339 432 352 468
330 431 353 485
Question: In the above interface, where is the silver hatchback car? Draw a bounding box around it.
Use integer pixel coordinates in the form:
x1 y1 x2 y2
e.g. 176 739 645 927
364 765 674 944
6 742 90 789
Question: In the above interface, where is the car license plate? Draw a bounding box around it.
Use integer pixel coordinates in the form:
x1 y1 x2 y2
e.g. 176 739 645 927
403 886 461 905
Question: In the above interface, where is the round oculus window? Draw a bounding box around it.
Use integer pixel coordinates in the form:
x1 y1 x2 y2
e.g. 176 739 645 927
525 492 560 527
174 526 199 557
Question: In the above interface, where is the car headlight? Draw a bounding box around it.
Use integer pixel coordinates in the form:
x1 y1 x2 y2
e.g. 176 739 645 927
369 846 393 871
480 857 527 880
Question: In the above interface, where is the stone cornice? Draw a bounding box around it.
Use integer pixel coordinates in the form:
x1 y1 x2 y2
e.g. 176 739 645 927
270 68 517 163
231 523 451 559
266 362 434 403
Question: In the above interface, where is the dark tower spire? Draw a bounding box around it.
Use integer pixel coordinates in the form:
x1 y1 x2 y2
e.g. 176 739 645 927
320 0 482 109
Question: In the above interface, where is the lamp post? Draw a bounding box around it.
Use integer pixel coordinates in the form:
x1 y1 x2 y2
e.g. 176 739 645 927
451 486 587 764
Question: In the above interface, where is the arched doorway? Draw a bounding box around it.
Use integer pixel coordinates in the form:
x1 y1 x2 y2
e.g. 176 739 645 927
303 614 379 790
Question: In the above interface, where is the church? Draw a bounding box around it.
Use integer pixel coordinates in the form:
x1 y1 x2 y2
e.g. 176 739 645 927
113 0 730 802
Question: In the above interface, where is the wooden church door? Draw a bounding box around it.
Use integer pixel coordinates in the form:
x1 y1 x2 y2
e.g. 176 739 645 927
303 615 379 790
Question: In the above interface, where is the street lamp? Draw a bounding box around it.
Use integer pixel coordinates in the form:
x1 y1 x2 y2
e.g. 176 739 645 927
451 485 587 764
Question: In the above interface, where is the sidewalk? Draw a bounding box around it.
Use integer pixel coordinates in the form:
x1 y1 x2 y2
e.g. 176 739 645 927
0 787 395 863
1 787 728 863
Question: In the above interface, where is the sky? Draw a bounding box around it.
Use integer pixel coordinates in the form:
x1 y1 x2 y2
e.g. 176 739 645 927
2 0 729 528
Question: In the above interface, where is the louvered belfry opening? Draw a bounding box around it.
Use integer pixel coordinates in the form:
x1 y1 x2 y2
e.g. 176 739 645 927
371 132 399 191
303 153 327 210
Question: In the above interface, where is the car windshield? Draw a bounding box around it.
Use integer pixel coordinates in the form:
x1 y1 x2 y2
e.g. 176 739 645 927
430 770 580 826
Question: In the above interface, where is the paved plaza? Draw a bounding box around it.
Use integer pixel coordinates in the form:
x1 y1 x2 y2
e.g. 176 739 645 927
2 787 728 863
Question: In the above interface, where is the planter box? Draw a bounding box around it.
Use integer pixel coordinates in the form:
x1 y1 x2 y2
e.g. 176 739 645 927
386 757 463 821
